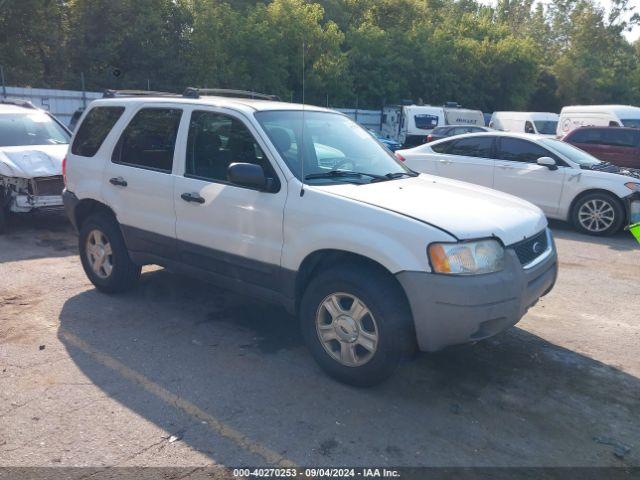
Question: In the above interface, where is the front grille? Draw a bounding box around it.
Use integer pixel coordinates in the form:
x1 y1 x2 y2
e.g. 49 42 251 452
511 230 549 267
33 176 64 196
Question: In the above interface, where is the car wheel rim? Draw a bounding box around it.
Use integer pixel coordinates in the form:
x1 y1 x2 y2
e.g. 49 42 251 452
578 199 615 233
86 229 113 279
315 292 378 367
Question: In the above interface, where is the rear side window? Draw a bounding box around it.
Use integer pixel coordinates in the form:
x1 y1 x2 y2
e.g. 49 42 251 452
414 114 439 130
112 108 182 173
435 137 494 158
72 107 124 157
498 138 552 163
567 129 598 144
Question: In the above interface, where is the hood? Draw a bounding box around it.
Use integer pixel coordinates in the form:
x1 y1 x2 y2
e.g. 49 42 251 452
312 174 548 246
0 144 67 178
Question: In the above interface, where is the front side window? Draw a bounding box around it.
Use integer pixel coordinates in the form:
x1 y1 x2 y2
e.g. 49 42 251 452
621 118 640 129
498 138 553 163
72 106 124 157
446 137 494 158
601 129 639 148
112 108 182 173
525 121 535 134
533 121 558 135
255 111 410 184
186 111 270 182
0 111 69 147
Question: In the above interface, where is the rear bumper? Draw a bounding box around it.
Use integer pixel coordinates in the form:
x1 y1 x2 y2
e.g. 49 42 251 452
62 189 80 231
396 237 557 352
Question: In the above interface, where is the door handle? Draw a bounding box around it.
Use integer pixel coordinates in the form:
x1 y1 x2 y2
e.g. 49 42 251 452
109 177 128 187
438 158 451 165
181 192 205 204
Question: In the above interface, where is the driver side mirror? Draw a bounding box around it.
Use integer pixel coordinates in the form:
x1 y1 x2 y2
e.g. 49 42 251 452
537 157 558 171
227 162 274 191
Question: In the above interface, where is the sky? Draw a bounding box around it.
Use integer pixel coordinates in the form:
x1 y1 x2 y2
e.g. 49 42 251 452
476 0 640 43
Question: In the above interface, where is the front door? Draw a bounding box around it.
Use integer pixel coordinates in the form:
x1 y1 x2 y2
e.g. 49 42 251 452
173 108 287 292
493 137 565 216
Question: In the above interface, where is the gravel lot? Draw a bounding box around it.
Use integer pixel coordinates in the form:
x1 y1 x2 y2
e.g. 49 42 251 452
0 210 638 470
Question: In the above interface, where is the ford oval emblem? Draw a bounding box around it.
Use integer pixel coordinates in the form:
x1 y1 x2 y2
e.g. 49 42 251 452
532 241 543 254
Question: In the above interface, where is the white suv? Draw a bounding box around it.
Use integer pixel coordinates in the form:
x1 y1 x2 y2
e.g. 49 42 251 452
0 99 71 232
63 89 557 386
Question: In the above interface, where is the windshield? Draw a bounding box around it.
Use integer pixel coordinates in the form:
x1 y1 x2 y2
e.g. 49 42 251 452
621 118 640 129
534 120 558 135
0 112 69 147
539 138 602 167
255 110 410 184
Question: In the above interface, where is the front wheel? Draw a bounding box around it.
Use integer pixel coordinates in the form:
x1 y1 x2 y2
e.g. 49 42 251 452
300 264 414 387
571 192 624 236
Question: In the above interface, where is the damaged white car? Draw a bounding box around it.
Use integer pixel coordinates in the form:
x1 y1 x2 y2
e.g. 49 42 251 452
0 99 70 232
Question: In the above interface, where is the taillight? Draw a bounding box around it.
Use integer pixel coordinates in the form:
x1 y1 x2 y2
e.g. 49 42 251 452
395 152 406 162
62 157 67 186
426 135 433 142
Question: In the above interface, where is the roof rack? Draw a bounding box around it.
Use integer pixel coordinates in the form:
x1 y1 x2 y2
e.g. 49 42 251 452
102 89 178 98
183 87 281 101
0 98 36 109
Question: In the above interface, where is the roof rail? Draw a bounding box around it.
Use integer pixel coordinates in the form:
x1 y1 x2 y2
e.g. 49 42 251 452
0 98 36 109
183 87 281 101
102 89 177 98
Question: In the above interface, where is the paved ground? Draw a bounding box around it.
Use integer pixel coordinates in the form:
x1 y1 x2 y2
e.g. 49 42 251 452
0 211 638 469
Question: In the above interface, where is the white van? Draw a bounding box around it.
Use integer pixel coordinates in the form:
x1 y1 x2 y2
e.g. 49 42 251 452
381 104 484 147
62 89 556 386
489 112 559 136
557 105 640 136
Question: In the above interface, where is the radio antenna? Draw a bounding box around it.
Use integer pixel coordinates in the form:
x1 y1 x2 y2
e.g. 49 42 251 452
300 41 306 197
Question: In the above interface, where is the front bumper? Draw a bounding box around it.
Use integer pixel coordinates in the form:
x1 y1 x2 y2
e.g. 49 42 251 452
11 194 64 212
396 238 557 352
624 192 640 225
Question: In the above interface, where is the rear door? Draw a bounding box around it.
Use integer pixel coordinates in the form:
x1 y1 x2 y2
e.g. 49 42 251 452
102 106 183 257
428 136 496 187
493 137 565 215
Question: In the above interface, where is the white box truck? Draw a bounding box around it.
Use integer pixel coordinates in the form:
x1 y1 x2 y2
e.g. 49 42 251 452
489 111 559 136
557 105 640 137
381 103 484 147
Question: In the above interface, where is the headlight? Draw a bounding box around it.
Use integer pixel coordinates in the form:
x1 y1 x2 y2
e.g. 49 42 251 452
625 182 640 191
428 239 504 275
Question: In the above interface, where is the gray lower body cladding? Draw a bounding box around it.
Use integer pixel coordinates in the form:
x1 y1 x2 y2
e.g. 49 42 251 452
396 247 558 352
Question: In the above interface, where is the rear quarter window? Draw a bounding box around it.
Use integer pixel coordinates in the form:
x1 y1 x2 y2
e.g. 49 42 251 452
71 107 125 157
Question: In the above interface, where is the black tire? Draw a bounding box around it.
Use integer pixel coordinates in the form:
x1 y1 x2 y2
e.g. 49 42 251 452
300 263 414 387
571 191 624 236
79 212 141 293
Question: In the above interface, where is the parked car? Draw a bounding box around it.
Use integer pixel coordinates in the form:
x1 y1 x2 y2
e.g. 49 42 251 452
63 89 557 386
367 129 402 151
426 125 492 143
489 111 559 136
381 103 485 147
0 99 71 232
563 127 640 169
397 132 640 236
557 105 640 137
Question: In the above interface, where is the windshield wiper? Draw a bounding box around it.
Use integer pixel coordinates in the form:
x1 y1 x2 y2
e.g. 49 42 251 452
370 171 418 182
305 170 386 181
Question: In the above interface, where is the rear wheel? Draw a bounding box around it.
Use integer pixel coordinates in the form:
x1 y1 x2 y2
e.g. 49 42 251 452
79 212 140 293
571 192 624 236
300 264 414 387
